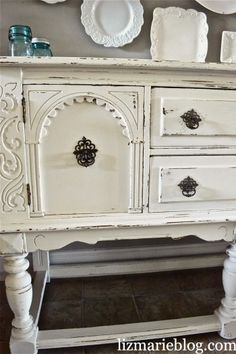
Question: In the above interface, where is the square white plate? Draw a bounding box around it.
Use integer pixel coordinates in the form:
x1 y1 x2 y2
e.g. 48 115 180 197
220 31 236 63
150 7 208 63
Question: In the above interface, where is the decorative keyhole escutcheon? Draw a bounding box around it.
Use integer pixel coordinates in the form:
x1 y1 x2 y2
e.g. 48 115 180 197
73 137 98 167
180 109 202 130
178 176 198 198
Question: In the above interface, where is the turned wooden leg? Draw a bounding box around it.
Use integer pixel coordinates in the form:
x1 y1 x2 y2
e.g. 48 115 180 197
215 240 236 339
3 253 38 354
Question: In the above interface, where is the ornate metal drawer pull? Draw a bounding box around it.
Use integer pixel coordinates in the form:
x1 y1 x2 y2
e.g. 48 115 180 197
180 109 202 130
178 176 198 198
73 137 98 167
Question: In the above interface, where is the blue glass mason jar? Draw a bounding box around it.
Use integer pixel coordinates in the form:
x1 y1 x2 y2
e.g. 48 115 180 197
8 25 33 56
32 38 53 57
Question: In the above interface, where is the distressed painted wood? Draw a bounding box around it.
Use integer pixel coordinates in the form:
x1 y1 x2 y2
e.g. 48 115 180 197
32 251 50 272
50 241 227 264
30 271 48 327
0 69 29 224
3 254 37 354
32 250 50 282
1 211 236 235
2 57 236 89
1 57 236 352
149 156 236 212
24 85 144 216
49 255 225 279
37 315 221 349
215 239 236 339
151 88 236 149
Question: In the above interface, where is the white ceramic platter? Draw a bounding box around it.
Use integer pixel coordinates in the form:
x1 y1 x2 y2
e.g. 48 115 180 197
81 0 144 47
220 31 236 63
41 0 66 3
195 0 236 14
150 7 208 63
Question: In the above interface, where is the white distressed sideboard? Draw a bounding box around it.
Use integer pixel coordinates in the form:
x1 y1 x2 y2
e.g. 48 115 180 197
0 57 236 354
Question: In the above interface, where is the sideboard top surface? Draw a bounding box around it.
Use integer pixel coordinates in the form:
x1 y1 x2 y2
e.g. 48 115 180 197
1 56 236 73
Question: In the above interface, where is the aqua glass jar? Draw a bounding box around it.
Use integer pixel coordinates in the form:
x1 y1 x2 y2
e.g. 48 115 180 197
8 25 33 56
32 38 53 57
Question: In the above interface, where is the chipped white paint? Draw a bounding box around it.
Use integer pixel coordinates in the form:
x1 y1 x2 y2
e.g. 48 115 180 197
0 69 29 224
0 57 236 353
0 233 26 254
151 88 236 149
215 239 236 339
3 254 38 354
149 156 236 212
38 315 220 349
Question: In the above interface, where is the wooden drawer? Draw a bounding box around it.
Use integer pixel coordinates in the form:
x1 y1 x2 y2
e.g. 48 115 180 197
149 156 236 212
151 88 236 149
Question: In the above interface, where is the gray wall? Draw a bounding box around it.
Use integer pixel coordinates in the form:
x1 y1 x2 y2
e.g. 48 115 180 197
1 0 236 62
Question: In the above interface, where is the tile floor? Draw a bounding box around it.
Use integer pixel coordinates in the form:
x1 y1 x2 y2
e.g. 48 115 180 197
0 267 236 353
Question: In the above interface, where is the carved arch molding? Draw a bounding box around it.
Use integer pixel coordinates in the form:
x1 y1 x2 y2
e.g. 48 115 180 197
37 95 133 143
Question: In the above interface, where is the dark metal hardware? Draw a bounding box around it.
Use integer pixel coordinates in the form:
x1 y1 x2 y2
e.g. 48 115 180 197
73 137 98 167
26 183 31 206
178 176 198 198
22 96 26 124
180 109 202 130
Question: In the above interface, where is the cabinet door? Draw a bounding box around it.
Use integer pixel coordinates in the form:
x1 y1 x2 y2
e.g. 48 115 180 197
24 85 144 216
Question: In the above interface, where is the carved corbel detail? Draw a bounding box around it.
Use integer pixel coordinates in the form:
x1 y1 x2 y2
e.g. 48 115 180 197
0 233 27 255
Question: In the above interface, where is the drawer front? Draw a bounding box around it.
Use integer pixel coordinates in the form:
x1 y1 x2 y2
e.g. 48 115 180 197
149 156 236 212
151 88 236 148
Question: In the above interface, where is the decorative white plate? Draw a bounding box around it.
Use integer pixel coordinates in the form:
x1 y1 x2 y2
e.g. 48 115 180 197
41 0 66 3
150 7 208 63
220 31 236 63
81 0 144 47
195 0 236 14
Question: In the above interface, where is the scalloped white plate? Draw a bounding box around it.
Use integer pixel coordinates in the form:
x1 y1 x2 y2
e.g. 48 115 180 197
195 0 236 14
41 0 66 3
81 0 144 47
150 7 208 63
220 31 236 63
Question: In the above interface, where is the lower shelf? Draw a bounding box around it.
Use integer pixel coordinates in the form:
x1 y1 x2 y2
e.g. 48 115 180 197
37 315 221 349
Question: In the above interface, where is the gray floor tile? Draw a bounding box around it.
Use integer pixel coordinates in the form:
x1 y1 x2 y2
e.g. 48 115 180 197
0 341 10 354
185 288 224 315
43 279 83 302
135 287 224 323
135 293 189 321
0 282 6 304
83 277 132 298
0 304 12 341
39 300 83 330
83 297 138 327
130 272 181 297
175 268 222 292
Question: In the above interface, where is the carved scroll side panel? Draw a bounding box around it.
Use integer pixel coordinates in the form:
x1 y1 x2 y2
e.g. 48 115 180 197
0 69 28 224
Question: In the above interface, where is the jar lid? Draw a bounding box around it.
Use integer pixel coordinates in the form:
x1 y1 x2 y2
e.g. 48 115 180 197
32 37 50 45
9 25 32 40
